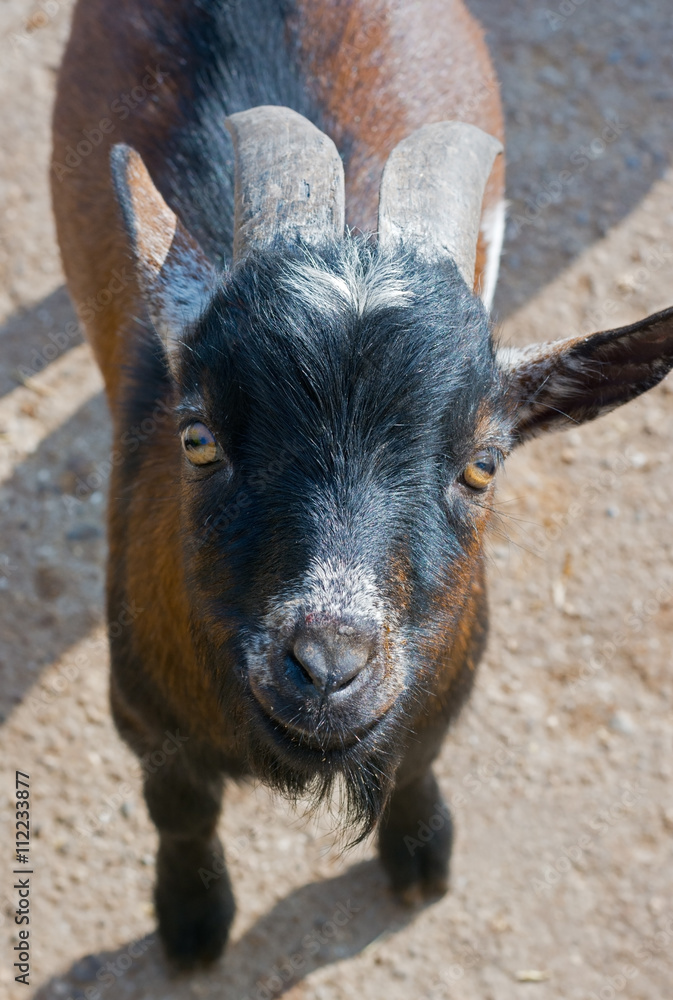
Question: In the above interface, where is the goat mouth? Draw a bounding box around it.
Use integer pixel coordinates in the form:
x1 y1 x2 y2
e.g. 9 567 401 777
248 692 391 757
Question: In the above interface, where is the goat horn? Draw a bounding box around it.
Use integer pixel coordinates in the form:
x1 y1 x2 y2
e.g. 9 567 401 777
378 121 503 288
225 106 345 261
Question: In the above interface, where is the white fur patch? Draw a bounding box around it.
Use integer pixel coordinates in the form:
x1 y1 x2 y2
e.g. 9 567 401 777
281 249 415 319
263 556 390 632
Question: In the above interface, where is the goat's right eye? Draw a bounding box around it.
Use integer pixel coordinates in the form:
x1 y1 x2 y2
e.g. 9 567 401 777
461 451 498 491
181 422 224 465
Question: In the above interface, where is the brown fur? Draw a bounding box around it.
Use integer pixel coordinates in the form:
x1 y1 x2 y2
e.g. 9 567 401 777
52 0 504 409
52 0 505 963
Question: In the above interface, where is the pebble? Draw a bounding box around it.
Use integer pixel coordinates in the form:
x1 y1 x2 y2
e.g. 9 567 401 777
609 711 636 735
66 522 102 541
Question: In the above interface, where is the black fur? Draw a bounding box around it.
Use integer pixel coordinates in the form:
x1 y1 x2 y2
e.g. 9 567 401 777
63 0 673 970
118 0 318 265
109 238 506 964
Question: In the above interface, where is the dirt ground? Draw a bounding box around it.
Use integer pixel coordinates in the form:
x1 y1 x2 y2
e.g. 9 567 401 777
1 1 673 999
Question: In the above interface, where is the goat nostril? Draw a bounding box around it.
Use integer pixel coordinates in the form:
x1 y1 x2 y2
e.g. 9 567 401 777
286 650 314 687
334 672 357 692
291 629 372 696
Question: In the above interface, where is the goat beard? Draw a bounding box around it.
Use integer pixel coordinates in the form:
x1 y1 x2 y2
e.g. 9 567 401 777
245 707 408 846
214 665 411 845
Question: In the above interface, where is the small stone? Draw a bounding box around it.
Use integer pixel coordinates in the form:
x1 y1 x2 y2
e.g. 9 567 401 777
609 711 635 735
597 726 612 747
66 522 102 541
605 506 619 518
34 564 66 600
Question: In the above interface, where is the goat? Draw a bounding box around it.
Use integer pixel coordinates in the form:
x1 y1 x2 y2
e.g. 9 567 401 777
51 0 673 967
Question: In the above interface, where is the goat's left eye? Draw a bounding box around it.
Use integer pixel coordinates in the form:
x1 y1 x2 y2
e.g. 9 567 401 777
181 422 223 465
461 451 498 491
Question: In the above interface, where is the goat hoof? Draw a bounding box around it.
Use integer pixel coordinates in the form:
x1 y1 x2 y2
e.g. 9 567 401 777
396 872 450 908
155 881 235 968
378 803 453 906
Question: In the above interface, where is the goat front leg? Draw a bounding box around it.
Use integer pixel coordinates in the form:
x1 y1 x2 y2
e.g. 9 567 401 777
377 763 453 904
379 578 488 901
142 746 234 967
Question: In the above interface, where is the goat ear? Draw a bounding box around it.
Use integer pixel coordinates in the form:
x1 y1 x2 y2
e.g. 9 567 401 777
498 306 673 444
110 144 218 358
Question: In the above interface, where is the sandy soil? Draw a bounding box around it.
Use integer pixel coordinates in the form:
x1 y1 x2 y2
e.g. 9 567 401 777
1 2 672 999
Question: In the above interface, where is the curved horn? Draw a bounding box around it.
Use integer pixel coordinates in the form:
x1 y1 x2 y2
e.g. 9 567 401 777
378 121 503 288
225 106 345 261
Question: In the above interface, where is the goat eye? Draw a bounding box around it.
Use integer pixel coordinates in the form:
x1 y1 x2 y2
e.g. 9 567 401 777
181 422 223 466
461 451 498 491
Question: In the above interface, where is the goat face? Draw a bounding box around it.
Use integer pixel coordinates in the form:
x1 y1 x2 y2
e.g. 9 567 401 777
111 113 673 834
172 241 506 826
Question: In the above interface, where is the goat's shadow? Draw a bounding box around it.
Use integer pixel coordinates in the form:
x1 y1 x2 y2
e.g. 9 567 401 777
33 859 426 999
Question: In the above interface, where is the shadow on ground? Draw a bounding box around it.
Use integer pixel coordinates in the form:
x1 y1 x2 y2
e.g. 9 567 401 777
33 861 426 1000
0 285 82 400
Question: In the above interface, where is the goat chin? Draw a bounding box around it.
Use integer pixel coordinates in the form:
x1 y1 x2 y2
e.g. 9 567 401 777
237 681 411 843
